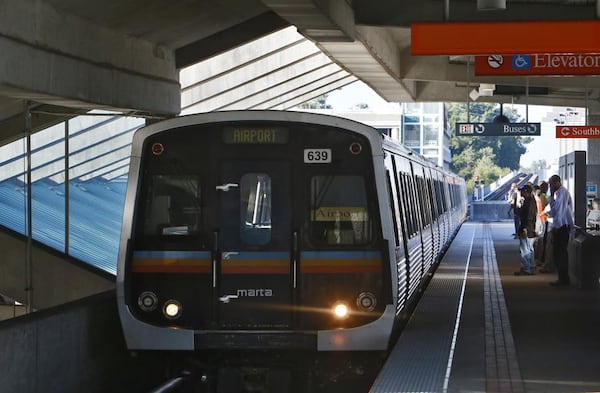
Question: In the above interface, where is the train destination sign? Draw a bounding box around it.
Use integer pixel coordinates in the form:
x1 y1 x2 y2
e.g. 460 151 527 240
223 126 289 144
456 122 541 137
475 54 600 76
556 125 600 139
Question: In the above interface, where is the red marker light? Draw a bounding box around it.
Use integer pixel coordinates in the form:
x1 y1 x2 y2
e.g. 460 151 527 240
151 143 164 155
349 142 362 155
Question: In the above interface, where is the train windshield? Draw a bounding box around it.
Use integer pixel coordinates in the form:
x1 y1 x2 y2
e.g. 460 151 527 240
310 175 371 245
142 174 201 237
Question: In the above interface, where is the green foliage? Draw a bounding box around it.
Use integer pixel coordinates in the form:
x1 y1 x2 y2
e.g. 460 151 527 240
523 159 548 173
298 94 332 109
447 102 532 190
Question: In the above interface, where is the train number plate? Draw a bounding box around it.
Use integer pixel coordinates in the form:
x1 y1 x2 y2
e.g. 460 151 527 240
304 149 331 163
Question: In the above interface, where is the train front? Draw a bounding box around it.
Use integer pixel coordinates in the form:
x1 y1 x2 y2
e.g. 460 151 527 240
116 112 396 390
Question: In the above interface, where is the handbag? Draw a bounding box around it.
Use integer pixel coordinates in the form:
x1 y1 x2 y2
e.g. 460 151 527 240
535 214 544 237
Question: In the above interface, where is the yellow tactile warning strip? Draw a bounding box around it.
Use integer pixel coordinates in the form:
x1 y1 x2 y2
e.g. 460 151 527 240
483 223 525 393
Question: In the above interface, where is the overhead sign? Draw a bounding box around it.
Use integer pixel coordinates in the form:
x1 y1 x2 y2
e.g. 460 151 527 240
556 126 600 139
586 184 597 196
456 122 541 137
475 54 600 76
411 20 600 55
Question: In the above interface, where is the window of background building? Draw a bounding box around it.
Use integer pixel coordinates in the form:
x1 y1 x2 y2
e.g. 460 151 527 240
423 114 439 123
403 124 420 147
423 102 439 113
402 114 420 123
423 124 439 146
422 148 439 156
404 102 421 113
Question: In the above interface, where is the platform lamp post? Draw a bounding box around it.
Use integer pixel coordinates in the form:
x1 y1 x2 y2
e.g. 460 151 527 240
473 176 485 201
479 178 485 201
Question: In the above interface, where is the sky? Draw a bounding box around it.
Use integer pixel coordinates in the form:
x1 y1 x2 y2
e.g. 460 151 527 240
326 80 389 110
325 80 579 168
512 105 562 168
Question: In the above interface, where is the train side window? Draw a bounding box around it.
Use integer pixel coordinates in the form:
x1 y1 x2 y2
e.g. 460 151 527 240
417 176 431 225
309 175 371 245
240 173 272 246
441 181 448 212
433 179 441 215
399 172 415 238
386 170 401 246
427 178 438 220
407 173 422 233
408 175 418 235
142 175 201 236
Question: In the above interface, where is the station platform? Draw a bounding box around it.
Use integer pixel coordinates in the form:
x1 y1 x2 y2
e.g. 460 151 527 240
370 221 600 393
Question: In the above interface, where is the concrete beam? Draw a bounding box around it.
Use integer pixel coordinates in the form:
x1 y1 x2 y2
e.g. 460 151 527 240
0 0 180 116
262 0 355 42
0 103 88 146
264 0 416 102
354 0 596 26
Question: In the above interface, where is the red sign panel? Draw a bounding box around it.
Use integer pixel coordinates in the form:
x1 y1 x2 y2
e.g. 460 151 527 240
475 54 600 76
556 126 600 139
411 21 600 55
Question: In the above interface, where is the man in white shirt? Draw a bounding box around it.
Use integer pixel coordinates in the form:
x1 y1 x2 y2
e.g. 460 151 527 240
544 175 574 286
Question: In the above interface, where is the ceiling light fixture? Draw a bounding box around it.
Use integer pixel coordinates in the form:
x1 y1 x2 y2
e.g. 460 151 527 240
469 83 496 101
477 0 506 10
478 83 496 96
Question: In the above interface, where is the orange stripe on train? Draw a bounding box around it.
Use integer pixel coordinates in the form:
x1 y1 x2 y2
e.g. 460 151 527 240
301 258 382 274
221 259 289 274
131 257 382 274
131 258 211 273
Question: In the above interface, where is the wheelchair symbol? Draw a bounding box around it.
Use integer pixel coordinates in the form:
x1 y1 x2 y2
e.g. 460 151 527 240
512 55 530 70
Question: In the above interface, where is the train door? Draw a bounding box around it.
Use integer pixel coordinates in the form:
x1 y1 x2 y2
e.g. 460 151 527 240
216 161 292 329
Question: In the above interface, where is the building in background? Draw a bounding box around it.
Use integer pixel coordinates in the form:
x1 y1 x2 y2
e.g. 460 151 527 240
400 102 452 171
541 106 587 160
301 100 451 171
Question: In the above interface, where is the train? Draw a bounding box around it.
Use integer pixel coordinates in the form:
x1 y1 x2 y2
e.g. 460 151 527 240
116 110 467 392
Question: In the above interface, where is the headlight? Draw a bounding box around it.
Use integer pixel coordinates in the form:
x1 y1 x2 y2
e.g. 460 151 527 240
163 300 182 319
138 291 158 312
332 301 350 319
356 292 377 311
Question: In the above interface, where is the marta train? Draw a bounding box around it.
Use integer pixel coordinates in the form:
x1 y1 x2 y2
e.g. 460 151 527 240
116 110 467 391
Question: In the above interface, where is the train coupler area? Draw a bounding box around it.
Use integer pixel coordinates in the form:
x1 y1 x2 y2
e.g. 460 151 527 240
161 350 385 393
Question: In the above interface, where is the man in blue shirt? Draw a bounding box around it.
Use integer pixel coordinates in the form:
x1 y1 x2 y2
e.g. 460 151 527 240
544 175 574 286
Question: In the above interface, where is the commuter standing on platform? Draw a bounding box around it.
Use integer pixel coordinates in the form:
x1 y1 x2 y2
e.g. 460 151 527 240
533 184 547 266
514 184 538 276
507 182 520 238
544 175 574 286
538 181 556 273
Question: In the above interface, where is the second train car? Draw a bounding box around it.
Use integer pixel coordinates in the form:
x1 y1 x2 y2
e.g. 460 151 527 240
117 110 467 391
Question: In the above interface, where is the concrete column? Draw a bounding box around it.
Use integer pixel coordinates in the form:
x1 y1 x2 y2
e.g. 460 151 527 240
586 112 600 202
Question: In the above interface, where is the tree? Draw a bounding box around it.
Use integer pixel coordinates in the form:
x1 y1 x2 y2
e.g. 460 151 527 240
523 159 548 173
298 94 332 109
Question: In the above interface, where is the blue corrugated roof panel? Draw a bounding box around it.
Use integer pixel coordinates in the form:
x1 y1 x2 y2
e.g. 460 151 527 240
0 177 126 275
